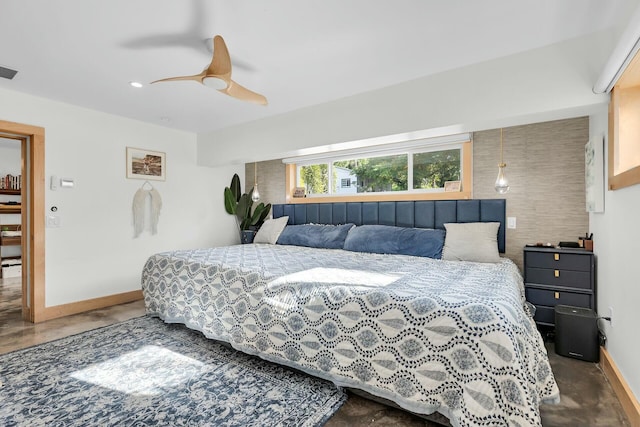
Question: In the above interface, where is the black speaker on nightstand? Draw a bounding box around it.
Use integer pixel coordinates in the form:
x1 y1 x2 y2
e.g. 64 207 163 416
555 305 599 363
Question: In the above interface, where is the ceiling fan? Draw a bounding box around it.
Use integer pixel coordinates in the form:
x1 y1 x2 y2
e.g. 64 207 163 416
151 35 267 105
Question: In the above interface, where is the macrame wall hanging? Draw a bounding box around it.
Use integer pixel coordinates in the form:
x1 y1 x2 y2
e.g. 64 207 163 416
132 181 162 238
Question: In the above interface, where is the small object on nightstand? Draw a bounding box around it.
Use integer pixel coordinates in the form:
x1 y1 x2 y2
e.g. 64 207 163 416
583 239 593 251
558 241 580 248
580 233 594 251
527 242 557 248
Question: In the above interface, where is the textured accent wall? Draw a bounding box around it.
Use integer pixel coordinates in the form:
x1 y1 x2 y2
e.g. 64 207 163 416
247 117 589 270
473 117 589 269
244 159 286 209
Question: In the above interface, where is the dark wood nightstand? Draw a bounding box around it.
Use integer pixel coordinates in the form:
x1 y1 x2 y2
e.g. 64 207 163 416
523 246 595 327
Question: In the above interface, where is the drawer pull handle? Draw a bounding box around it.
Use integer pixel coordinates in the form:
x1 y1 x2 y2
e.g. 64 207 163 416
554 270 560 278
554 253 560 261
555 292 560 299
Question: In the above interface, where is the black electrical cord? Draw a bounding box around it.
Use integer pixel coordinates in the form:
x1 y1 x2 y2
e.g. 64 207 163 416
596 316 611 346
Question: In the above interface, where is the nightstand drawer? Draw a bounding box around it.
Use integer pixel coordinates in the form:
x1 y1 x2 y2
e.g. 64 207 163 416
526 288 591 308
533 306 555 325
525 251 591 271
525 267 591 289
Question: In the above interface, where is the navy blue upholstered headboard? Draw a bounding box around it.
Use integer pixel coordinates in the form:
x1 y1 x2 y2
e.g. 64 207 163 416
272 199 506 253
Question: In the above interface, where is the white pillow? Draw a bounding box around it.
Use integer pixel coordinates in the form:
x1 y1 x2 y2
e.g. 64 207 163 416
253 216 289 244
442 222 501 263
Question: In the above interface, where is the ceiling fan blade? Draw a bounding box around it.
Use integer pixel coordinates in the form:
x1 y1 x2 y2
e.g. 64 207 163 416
150 73 204 84
221 80 267 105
208 35 232 77
150 34 265 105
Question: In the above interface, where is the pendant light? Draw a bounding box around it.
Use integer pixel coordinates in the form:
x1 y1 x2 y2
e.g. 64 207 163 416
494 128 510 194
251 162 260 202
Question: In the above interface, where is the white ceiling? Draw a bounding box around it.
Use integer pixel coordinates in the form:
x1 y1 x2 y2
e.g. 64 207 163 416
0 0 635 133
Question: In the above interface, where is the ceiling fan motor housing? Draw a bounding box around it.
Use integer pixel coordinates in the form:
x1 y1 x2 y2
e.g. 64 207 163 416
203 76 228 90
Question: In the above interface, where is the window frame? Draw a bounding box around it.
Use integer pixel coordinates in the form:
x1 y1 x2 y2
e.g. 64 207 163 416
285 139 472 203
609 51 640 190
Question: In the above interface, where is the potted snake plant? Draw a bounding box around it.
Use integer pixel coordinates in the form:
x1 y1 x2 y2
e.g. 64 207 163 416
223 173 271 243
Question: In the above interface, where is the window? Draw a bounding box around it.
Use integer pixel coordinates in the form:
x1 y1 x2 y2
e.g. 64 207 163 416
609 49 640 190
413 149 461 190
334 154 408 193
285 134 472 202
297 164 328 195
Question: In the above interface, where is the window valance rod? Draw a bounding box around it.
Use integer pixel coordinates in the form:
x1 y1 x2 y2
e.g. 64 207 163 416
282 132 470 164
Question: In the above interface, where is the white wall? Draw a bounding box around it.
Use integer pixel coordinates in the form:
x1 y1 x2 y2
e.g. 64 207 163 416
198 30 614 165
589 106 640 401
0 138 21 175
0 87 242 306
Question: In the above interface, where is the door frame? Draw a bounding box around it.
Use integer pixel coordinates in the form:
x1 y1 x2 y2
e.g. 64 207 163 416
0 120 45 322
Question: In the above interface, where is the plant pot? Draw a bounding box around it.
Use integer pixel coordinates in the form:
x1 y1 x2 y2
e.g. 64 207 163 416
240 230 256 244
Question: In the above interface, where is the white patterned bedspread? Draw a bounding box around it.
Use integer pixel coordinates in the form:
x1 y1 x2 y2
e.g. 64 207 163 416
141 244 559 427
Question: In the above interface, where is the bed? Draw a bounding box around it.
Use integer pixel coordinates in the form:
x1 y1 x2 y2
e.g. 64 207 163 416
141 200 559 427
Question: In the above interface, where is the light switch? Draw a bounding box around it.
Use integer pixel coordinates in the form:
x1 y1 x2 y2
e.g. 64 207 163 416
46 215 61 228
60 178 75 188
507 217 516 229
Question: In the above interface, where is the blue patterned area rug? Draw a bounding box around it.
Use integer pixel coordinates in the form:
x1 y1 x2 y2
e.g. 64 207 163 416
0 316 347 426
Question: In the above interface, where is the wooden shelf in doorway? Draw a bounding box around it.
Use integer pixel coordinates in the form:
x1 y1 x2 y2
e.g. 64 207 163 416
0 205 21 214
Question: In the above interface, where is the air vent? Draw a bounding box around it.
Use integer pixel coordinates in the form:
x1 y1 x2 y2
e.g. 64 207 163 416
0 66 18 80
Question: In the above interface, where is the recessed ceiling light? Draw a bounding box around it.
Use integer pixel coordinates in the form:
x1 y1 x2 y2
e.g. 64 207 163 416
129 81 143 88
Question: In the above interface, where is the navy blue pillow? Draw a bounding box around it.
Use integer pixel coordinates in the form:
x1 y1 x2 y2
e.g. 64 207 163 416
276 223 355 249
343 225 445 258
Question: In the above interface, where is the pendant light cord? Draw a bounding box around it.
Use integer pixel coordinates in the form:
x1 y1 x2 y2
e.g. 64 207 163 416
499 128 505 166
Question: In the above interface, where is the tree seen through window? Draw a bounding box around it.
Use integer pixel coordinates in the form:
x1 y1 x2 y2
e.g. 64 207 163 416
297 147 462 195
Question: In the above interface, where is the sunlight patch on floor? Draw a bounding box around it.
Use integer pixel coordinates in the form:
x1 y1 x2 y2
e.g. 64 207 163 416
70 345 204 395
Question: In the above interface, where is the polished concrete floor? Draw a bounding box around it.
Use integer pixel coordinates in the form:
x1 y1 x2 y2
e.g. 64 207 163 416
0 279 630 426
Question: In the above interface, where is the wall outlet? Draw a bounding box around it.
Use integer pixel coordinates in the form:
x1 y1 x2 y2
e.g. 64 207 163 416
507 217 516 229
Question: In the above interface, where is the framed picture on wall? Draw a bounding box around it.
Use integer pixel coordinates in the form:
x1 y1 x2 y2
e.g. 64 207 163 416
292 187 306 198
126 147 166 181
585 137 604 212
444 180 461 192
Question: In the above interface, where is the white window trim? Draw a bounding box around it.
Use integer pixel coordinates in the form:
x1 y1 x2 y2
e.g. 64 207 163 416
282 133 470 164
294 139 464 197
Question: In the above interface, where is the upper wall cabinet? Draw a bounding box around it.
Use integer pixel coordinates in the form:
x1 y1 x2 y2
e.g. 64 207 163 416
609 49 640 190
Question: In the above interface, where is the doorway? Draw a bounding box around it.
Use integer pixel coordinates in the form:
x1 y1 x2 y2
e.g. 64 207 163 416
0 119 45 322
0 136 24 323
